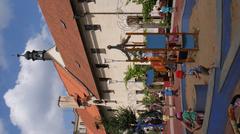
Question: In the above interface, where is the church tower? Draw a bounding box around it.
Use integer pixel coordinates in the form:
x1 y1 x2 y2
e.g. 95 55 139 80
17 47 66 67
17 50 52 61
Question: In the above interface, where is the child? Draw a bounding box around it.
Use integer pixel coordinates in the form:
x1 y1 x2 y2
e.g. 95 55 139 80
157 6 175 14
187 65 215 79
160 88 178 96
159 6 173 13
175 110 204 132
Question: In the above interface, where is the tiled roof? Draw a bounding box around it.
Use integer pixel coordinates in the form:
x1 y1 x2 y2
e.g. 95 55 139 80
38 0 105 133
54 62 106 134
38 0 100 99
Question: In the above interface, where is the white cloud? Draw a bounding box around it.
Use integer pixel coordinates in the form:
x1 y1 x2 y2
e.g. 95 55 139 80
4 25 68 134
0 119 8 134
0 0 13 69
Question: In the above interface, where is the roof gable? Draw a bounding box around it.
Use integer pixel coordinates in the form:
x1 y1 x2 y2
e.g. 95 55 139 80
38 0 100 99
54 62 106 134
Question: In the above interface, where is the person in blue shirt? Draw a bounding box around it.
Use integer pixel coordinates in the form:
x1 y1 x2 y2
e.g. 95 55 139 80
157 6 176 14
159 6 173 13
187 65 215 79
160 88 179 96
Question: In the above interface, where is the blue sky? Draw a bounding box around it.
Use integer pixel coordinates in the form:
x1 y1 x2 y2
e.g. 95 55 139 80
0 0 74 134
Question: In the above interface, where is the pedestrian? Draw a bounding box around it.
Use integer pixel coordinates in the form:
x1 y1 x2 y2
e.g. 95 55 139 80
157 5 176 14
187 65 215 79
159 6 173 13
160 88 179 96
175 110 204 133
176 64 215 79
176 70 185 79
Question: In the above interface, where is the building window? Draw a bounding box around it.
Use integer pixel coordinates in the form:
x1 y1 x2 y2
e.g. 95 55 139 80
78 0 96 3
76 61 81 68
60 20 67 29
95 64 109 68
95 122 100 129
105 100 117 103
99 77 111 82
136 90 144 94
102 90 115 93
84 24 101 31
55 47 59 52
107 108 117 112
91 48 106 54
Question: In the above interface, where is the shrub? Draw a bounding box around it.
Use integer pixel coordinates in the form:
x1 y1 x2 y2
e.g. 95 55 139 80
142 89 158 105
124 65 149 86
126 0 158 22
103 107 137 134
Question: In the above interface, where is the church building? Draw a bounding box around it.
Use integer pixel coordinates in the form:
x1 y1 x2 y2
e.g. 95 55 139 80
19 0 148 133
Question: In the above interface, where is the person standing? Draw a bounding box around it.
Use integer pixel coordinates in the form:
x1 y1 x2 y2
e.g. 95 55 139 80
175 110 204 133
187 65 215 79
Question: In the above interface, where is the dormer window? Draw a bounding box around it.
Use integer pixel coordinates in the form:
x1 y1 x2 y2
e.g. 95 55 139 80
76 61 81 68
60 20 67 29
84 24 101 31
99 77 111 82
95 64 109 68
55 47 59 52
91 48 106 54
78 0 96 3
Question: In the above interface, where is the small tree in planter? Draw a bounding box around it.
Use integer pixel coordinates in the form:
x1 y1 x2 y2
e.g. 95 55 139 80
124 64 149 86
142 89 159 105
126 0 158 22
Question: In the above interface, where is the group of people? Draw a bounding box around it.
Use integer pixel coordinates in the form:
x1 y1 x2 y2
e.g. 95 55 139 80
162 94 204 133
169 64 216 132
173 64 216 132
143 85 203 133
160 87 204 132
146 65 213 133
141 1 209 133
175 109 204 132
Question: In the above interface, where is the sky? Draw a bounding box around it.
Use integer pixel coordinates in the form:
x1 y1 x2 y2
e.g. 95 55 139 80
0 0 74 134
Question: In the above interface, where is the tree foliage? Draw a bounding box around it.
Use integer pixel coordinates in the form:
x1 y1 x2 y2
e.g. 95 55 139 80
124 65 149 86
126 0 158 22
142 89 158 105
139 110 163 120
103 107 137 134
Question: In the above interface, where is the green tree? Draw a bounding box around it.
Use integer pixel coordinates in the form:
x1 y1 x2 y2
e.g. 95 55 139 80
139 110 163 120
142 89 158 105
103 107 137 134
126 0 158 22
124 65 149 86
